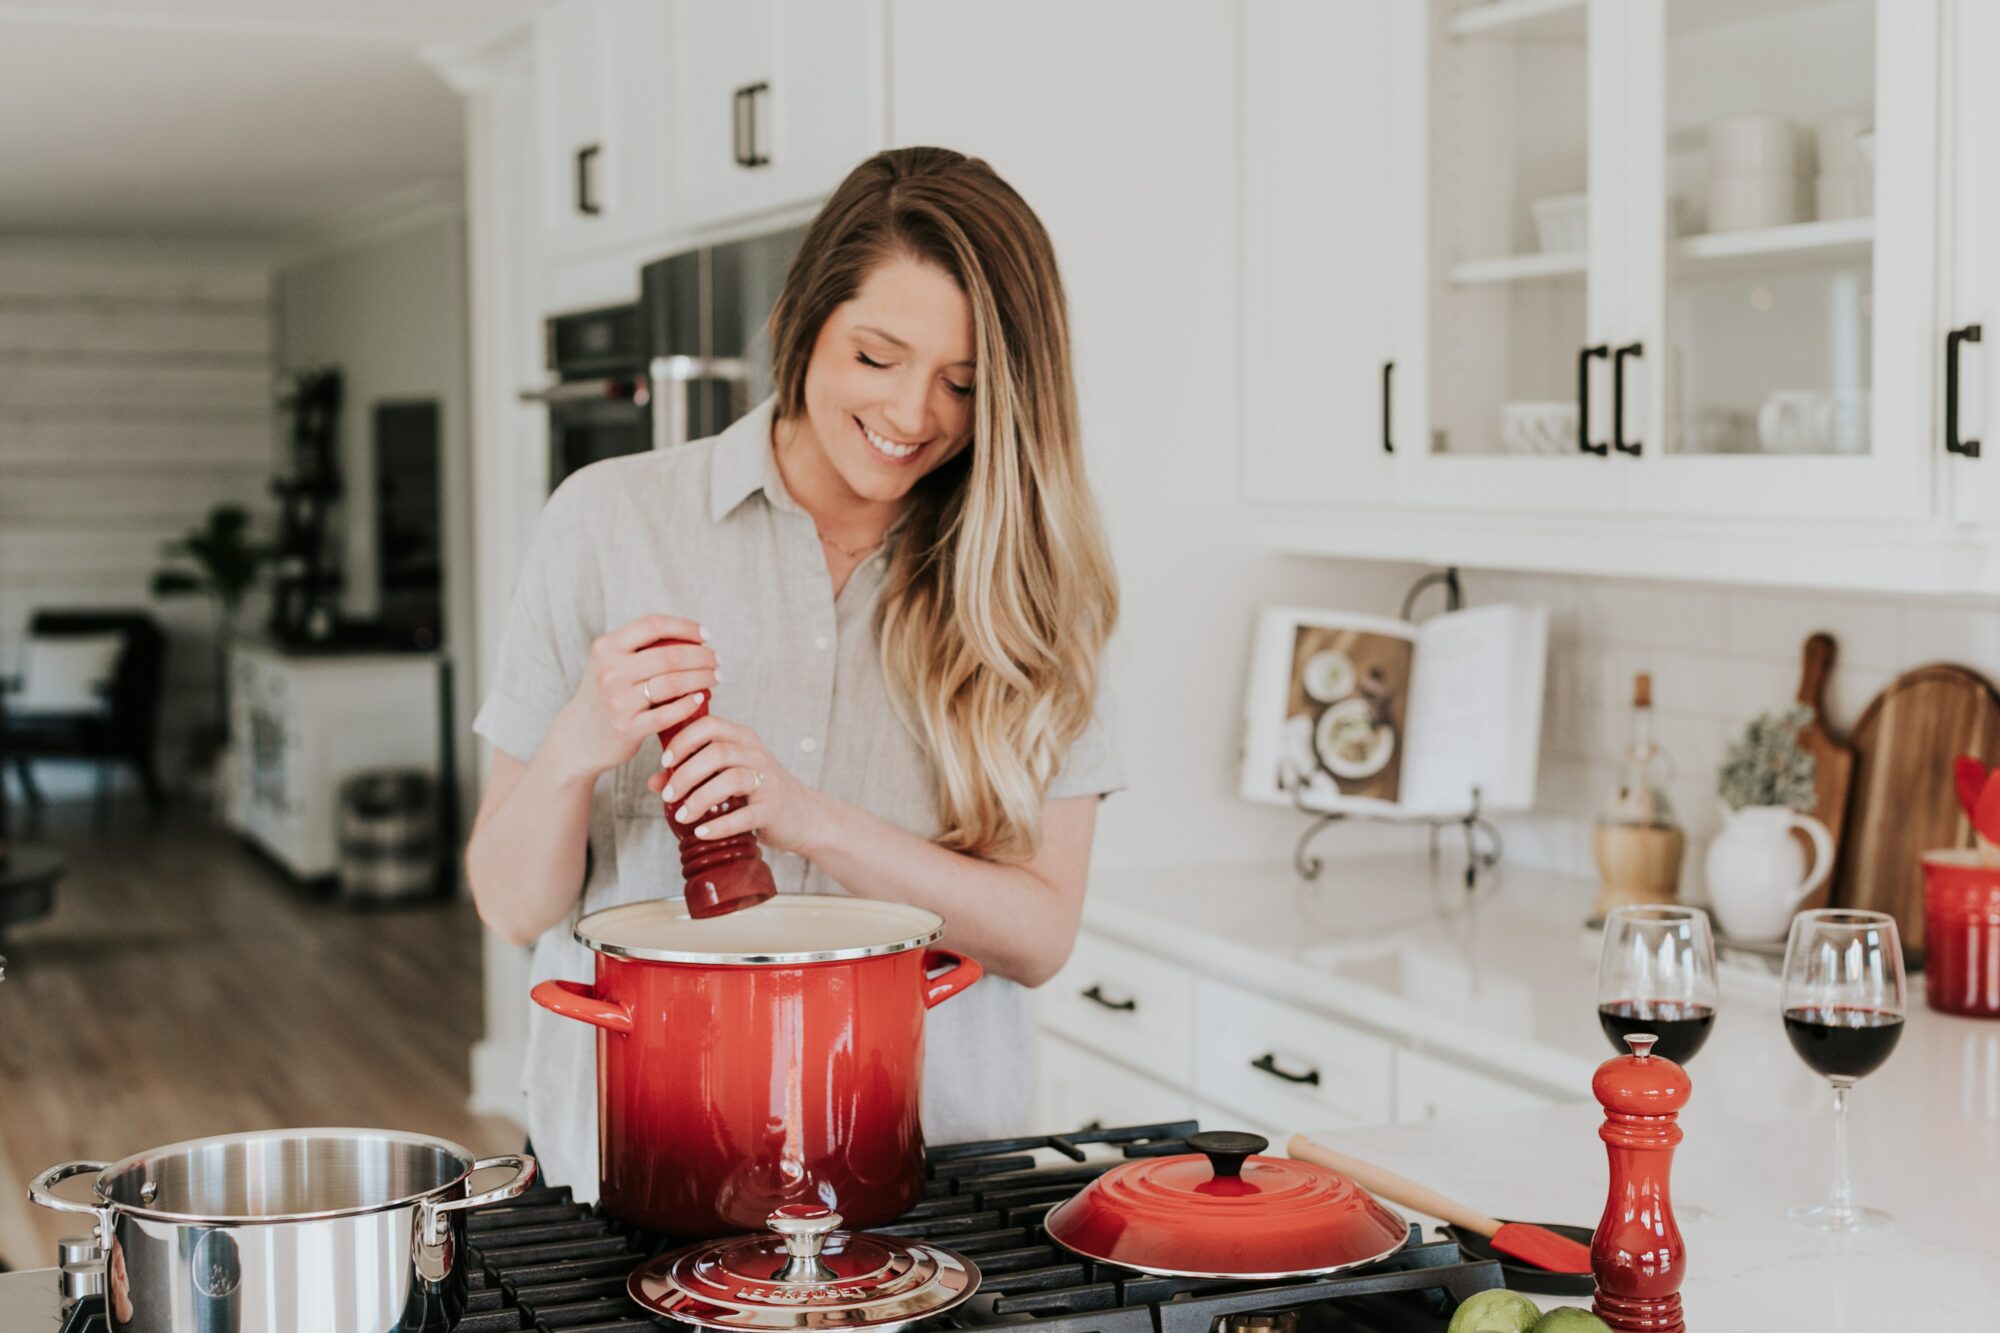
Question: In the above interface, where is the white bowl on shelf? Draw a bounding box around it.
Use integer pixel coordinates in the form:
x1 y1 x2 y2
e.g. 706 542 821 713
1708 172 1801 232
1815 173 1870 221
1530 193 1588 254
1708 115 1799 173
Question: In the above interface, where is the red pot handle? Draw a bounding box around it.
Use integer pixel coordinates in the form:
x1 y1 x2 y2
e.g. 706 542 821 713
921 948 983 1009
531 979 633 1034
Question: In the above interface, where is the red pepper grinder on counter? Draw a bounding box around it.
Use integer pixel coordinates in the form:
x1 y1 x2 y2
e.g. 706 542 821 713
1591 1032 1689 1333
652 638 776 918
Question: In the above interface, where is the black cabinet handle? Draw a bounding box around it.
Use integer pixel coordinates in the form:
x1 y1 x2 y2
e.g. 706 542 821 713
1382 360 1394 454
1612 341 1643 456
1081 984 1136 1013
1577 344 1609 455
574 144 601 216
733 81 771 168
1948 324 1983 459
1250 1052 1320 1086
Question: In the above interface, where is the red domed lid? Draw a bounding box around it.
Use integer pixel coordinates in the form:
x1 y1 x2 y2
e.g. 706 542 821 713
1043 1132 1408 1279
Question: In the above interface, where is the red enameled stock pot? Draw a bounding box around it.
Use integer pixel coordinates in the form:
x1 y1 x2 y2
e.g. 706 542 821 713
532 894 983 1236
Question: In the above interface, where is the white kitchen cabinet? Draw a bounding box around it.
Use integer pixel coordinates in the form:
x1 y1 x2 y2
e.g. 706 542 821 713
1618 0 1939 520
1394 1048 1560 1123
1039 930 1197 1088
224 642 441 881
670 0 885 235
535 0 672 263
1239 0 1405 506
1194 975 1397 1132
1035 1033 1198 1135
1945 0 2000 523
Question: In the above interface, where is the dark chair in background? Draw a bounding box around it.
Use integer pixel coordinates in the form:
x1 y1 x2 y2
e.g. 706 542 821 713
0 611 168 828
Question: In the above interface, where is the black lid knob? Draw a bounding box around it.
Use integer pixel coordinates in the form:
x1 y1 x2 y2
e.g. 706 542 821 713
1186 1130 1267 1179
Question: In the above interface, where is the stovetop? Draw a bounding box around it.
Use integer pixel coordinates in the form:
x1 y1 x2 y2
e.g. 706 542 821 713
12 1120 1505 1332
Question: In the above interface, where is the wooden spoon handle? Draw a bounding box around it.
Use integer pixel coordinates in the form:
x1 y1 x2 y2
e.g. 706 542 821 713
1288 1133 1503 1238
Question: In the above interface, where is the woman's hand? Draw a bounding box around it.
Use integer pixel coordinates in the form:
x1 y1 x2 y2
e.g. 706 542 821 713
544 613 719 784
646 713 827 856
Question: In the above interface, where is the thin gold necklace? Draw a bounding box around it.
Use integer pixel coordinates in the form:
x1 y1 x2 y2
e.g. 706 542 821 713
817 529 886 560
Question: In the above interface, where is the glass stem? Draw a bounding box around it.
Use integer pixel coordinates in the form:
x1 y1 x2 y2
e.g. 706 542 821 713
1828 1082 1853 1219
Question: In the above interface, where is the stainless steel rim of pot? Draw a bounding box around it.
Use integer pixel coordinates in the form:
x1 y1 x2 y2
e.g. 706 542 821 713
574 895 946 965
29 1126 531 1227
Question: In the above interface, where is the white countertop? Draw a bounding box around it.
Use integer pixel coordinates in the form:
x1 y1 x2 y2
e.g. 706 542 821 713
1083 855 2000 1327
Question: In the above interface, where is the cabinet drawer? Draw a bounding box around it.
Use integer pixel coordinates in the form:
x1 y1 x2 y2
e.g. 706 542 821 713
1040 932 1194 1086
1036 1034 1197 1136
1394 1049 1561 1124
1195 978 1394 1133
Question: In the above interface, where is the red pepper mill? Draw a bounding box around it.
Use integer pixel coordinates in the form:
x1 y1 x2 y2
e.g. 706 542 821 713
1591 1032 1689 1333
652 638 776 918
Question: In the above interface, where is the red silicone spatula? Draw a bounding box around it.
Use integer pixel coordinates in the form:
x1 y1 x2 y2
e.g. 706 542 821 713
1288 1134 1593 1274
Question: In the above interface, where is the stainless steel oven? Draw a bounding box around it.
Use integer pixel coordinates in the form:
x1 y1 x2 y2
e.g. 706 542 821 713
523 303 650 490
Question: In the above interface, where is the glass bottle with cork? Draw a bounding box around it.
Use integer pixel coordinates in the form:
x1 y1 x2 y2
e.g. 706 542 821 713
1592 672 1686 917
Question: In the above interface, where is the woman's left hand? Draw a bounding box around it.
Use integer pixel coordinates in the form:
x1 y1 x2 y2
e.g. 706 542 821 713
646 713 826 856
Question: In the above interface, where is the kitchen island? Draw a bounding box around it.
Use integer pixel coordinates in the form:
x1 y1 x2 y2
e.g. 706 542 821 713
1077 854 2000 1328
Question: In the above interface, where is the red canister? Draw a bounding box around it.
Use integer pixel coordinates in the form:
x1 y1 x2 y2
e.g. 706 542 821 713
1921 850 2000 1018
532 895 982 1236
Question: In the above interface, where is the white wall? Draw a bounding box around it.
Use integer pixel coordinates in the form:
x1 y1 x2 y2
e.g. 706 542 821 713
0 241 275 796
274 211 478 841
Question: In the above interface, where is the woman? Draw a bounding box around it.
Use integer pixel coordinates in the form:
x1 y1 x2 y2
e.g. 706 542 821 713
466 147 1123 1199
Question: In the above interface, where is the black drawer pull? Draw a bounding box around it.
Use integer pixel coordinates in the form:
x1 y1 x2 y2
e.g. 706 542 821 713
1251 1052 1321 1086
1948 323 1983 459
1577 343 1609 455
574 144 601 216
1081 984 1136 1013
1612 341 1643 455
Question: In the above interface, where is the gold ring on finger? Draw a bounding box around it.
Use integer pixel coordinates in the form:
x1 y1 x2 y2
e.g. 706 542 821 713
641 677 655 705
753 770 766 790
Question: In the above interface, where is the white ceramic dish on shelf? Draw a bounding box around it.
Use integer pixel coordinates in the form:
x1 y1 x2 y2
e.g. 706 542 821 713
1530 193 1587 254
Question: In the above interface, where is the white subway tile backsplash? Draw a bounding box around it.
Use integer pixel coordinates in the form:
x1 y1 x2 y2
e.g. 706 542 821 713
1578 581 1727 651
1722 590 1901 669
1899 602 2000 678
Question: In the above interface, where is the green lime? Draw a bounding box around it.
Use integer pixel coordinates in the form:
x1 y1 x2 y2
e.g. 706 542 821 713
1533 1310 1613 1332
1446 1288 1542 1333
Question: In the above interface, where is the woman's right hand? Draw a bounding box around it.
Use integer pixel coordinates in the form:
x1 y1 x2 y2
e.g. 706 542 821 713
545 613 719 783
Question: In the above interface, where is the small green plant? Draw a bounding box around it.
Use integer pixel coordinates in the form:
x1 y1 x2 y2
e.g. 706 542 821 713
152 504 275 758
1717 704 1818 812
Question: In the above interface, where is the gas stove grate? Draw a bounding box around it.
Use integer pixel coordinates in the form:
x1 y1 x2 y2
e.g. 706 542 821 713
55 1121 1506 1332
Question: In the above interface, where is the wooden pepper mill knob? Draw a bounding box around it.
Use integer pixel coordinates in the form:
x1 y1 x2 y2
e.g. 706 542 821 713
1591 1032 1690 1333
651 638 776 918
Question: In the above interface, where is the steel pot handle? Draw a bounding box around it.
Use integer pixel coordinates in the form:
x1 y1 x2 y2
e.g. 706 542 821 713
28 1161 111 1223
531 978 633 1033
421 1154 538 1247
921 948 983 1009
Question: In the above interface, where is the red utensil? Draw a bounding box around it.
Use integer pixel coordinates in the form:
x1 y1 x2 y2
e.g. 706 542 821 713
1286 1135 1592 1275
1953 756 1989 828
650 636 776 918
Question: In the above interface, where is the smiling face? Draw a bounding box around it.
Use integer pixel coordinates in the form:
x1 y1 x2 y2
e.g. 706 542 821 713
790 254 978 509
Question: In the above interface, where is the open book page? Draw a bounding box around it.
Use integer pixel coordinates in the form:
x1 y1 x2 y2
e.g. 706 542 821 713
1399 604 1549 816
1241 608 1418 814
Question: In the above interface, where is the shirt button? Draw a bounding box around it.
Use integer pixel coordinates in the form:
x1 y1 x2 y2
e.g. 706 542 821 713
799 736 818 753
814 635 830 651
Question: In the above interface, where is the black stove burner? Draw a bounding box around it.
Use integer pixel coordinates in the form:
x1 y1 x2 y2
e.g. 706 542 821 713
55 1122 1505 1332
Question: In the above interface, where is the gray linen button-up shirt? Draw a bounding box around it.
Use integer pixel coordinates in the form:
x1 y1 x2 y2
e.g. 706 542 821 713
474 397 1124 1200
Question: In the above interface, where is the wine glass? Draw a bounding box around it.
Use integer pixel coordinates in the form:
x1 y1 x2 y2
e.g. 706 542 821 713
1596 905 1720 1065
1780 909 1906 1233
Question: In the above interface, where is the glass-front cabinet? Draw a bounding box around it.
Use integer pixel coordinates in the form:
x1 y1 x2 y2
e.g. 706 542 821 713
1395 0 1942 520
1621 0 1937 517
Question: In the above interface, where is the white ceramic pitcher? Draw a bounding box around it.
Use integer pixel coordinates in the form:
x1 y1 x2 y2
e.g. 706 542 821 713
1704 805 1835 940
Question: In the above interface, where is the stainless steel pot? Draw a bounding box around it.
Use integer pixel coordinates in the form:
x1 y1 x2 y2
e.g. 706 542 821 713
28 1127 535 1332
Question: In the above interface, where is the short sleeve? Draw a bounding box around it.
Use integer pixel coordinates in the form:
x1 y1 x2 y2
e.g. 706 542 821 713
472 477 605 762
1045 664 1126 802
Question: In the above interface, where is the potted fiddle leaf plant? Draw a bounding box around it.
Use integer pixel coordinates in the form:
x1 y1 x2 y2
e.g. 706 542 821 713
151 504 274 769
1705 706 1831 940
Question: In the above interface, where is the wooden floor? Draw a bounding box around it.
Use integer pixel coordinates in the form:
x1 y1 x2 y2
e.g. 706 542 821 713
0 798 520 1270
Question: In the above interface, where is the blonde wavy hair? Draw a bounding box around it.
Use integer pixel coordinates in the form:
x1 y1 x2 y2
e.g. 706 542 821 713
769 147 1118 861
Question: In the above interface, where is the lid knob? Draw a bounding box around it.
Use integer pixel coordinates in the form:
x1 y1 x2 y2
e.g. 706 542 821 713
1625 1033 1659 1059
1186 1130 1268 1180
766 1204 841 1285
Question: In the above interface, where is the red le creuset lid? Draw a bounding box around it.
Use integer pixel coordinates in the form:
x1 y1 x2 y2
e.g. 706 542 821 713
1042 1131 1409 1279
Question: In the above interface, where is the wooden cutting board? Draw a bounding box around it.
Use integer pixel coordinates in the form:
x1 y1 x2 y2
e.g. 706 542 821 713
1832 664 2000 958
1793 633 1854 911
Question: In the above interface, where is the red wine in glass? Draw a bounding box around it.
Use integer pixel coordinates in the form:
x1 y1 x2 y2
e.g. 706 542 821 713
1782 1006 1904 1081
1599 999 1716 1065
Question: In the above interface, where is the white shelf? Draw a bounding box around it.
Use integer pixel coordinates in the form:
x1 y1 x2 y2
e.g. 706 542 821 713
1450 251 1587 285
1674 217 1875 274
1449 0 1587 39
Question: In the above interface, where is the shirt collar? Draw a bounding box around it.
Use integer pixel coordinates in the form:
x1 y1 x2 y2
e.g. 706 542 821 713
707 396 804 522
